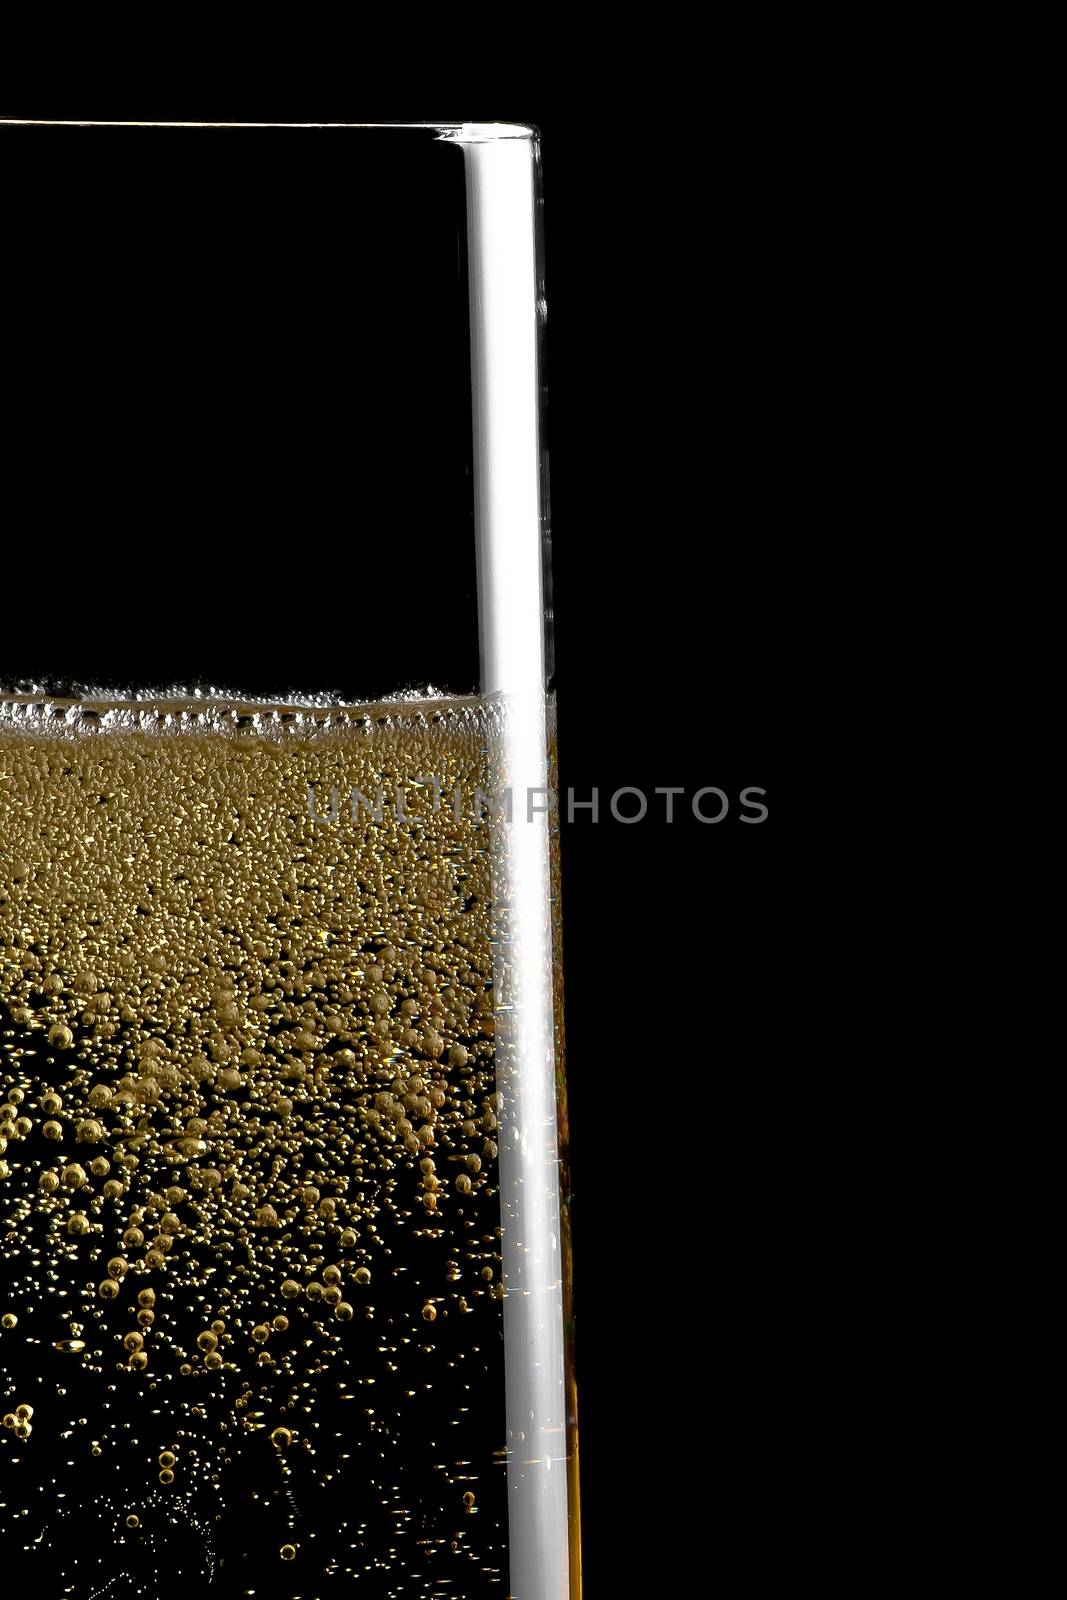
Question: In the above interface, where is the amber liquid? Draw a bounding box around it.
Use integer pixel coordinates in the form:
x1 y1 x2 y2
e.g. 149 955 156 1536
0 694 577 1598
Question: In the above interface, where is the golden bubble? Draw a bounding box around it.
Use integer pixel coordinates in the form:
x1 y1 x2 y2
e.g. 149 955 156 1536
197 1330 218 1353
159 1468 175 1485
271 1427 293 1448
126 1514 140 1529
124 1332 144 1353
280 1279 301 1300
354 1267 371 1286
137 1288 156 1309
1 1312 16 1330
159 1451 176 1468
280 1544 297 1562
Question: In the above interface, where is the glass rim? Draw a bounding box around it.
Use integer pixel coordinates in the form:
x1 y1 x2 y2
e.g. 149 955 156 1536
0 117 539 142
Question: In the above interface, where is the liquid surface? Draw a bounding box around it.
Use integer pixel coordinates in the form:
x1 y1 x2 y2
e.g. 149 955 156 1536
0 696 514 1596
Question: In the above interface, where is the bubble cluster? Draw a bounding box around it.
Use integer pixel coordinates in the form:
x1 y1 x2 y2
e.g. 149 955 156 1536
0 696 515 1595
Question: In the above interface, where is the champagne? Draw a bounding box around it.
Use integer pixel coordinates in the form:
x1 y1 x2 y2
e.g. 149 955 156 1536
0 693 572 1597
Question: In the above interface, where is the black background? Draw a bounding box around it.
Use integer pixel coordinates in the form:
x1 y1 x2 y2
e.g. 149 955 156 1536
1 105 806 1593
